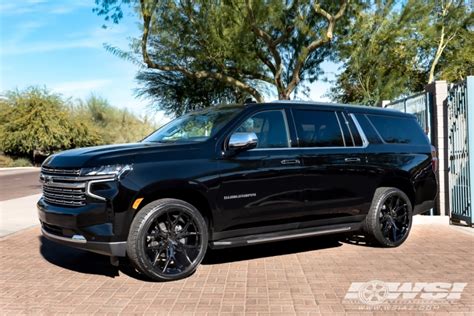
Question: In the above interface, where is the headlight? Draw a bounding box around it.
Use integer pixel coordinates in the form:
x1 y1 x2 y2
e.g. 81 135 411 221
81 164 132 178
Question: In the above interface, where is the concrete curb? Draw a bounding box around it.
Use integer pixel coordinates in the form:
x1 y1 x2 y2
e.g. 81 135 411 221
0 167 39 170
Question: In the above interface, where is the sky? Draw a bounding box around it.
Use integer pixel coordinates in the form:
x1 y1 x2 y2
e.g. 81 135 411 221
0 0 337 124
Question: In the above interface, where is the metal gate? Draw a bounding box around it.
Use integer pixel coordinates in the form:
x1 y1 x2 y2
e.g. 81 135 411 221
448 76 474 226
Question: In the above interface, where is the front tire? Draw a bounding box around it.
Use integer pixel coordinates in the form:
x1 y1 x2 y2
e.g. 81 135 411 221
364 187 413 247
127 198 208 281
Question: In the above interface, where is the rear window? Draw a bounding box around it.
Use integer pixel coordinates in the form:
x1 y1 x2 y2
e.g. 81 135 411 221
367 114 428 145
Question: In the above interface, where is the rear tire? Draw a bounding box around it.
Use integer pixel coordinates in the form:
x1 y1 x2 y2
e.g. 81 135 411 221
127 198 208 281
364 187 413 247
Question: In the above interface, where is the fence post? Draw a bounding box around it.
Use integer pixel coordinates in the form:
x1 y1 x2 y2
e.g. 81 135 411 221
467 76 474 225
425 81 449 216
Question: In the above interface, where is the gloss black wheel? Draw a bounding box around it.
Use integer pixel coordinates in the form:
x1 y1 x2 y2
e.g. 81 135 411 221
127 199 208 281
364 187 413 247
379 194 410 243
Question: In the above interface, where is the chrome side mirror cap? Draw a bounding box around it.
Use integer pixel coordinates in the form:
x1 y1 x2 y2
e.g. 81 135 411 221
228 132 258 151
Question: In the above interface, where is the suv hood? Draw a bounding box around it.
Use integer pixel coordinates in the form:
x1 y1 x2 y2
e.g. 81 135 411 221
42 142 199 168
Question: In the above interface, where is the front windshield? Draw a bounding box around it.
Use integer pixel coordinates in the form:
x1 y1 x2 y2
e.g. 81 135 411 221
143 107 242 143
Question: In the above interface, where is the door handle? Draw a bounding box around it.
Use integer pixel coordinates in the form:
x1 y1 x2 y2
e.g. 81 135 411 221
280 159 301 165
344 157 361 163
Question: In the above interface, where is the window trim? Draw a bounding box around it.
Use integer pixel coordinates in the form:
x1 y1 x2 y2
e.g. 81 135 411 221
224 109 370 151
290 109 370 149
349 113 369 148
334 112 347 147
225 109 292 151
341 112 356 146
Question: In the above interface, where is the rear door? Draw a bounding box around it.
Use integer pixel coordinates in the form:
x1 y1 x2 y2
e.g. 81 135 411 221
292 108 371 222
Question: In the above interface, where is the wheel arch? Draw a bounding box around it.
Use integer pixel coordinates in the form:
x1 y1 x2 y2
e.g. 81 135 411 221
133 181 215 229
377 176 416 208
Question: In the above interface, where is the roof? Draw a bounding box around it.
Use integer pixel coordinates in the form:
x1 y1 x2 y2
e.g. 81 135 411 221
195 100 413 118
257 100 413 117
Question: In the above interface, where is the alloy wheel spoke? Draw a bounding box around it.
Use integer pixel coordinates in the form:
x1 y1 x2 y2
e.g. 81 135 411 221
162 256 172 272
176 221 192 238
152 248 164 266
172 211 183 228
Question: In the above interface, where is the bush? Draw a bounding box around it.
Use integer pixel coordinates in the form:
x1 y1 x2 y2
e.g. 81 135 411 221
9 158 33 167
0 154 14 167
0 87 102 158
0 154 33 167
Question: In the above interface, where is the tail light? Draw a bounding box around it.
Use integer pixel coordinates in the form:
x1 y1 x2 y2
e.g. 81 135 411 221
431 145 438 172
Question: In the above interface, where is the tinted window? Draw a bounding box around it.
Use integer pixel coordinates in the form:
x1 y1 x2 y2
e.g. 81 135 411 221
293 110 344 147
367 114 428 145
235 110 289 148
354 114 383 144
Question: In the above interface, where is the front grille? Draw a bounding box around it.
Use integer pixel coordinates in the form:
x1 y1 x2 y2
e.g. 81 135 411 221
42 166 81 176
41 167 86 207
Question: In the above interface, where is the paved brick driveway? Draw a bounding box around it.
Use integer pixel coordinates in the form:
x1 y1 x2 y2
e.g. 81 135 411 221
1 222 473 315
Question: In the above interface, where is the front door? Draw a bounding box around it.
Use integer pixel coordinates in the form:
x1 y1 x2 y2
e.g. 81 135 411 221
217 109 305 233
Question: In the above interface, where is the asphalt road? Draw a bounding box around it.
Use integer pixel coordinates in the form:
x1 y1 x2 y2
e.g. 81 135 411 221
0 168 41 201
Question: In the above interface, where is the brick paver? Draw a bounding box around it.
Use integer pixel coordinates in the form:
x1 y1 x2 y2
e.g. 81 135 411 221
0 223 473 315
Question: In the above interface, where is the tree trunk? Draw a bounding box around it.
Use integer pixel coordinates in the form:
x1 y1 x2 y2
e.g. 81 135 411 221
428 25 445 84
278 91 291 100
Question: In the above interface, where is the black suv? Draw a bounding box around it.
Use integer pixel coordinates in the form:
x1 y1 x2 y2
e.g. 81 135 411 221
38 101 438 281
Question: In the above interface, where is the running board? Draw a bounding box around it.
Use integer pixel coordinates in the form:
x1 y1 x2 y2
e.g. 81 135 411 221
210 222 361 249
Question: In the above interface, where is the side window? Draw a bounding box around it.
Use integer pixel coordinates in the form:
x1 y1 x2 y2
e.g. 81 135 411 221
293 110 344 147
235 110 290 148
367 114 428 145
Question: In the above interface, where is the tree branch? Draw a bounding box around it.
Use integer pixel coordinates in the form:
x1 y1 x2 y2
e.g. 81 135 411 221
138 0 264 102
245 0 293 98
286 0 349 96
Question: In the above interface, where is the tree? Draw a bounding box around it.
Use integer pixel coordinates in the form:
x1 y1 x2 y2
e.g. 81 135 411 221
95 0 351 114
75 95 156 143
426 0 471 83
329 0 473 105
0 87 102 159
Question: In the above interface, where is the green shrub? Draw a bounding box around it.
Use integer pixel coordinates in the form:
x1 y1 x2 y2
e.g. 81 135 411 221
0 154 33 167
0 154 14 167
9 158 33 167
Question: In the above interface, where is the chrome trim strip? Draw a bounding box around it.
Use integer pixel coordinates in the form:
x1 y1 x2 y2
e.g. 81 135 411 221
40 181 86 189
42 228 87 244
246 227 352 244
212 241 232 246
349 113 369 147
43 196 85 206
86 178 115 201
247 113 369 151
40 174 116 182
342 112 356 145
334 112 346 147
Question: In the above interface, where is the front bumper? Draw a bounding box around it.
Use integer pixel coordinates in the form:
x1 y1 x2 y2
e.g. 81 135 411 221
38 198 128 257
41 227 127 257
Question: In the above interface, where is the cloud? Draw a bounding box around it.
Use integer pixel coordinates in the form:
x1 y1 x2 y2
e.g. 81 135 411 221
0 25 128 56
51 79 112 95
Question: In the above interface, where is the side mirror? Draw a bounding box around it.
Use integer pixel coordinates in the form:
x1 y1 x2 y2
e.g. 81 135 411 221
228 132 258 152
